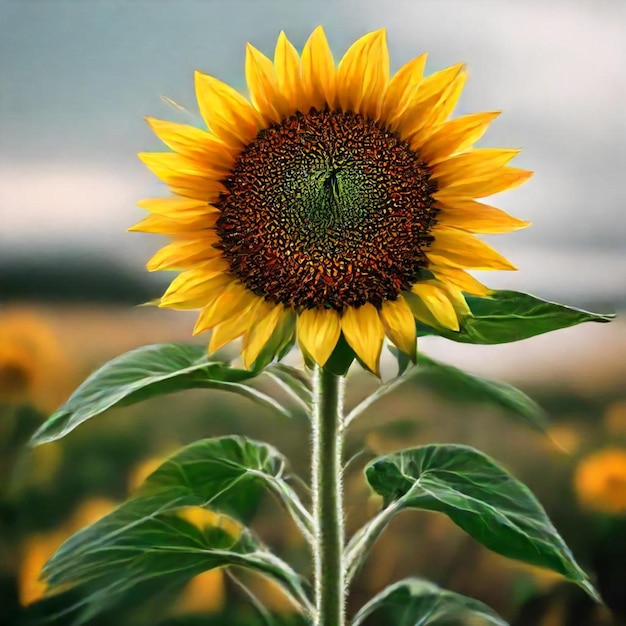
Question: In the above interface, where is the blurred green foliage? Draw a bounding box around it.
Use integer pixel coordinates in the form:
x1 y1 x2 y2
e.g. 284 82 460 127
1 302 625 625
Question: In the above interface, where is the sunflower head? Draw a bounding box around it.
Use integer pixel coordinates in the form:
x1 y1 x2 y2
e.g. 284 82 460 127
574 448 626 516
0 309 69 410
19 497 116 606
133 27 531 374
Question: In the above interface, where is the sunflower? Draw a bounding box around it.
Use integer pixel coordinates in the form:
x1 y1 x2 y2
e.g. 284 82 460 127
0 308 69 411
19 498 116 606
133 27 531 374
574 448 626 516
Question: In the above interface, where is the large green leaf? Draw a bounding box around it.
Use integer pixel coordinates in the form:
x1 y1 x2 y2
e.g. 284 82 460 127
364 445 598 599
352 578 507 625
345 353 546 434
414 354 547 432
130 436 312 539
41 508 310 625
39 437 312 624
31 343 292 445
417 290 613 344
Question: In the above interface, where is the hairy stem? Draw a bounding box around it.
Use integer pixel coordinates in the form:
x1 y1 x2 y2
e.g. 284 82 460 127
312 366 345 626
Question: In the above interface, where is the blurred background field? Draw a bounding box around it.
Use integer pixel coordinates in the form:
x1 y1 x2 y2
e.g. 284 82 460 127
1 0 625 625
1 300 626 625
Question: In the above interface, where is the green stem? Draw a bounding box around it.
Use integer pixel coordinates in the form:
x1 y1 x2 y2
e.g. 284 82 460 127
312 366 345 626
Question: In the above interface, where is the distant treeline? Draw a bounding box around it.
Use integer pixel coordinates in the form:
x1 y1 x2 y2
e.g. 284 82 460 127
0 255 163 305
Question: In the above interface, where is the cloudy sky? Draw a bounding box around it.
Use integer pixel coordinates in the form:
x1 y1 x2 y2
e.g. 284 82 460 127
1 0 624 305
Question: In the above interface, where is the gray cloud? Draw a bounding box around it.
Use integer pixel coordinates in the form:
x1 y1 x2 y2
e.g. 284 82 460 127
1 0 624 303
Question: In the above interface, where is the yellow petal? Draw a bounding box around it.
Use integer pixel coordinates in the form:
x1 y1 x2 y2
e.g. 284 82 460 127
245 43 289 122
194 282 258 335
396 63 464 139
209 299 264 353
430 266 491 296
336 29 388 118
428 227 517 271
160 260 229 298
436 282 471 318
380 53 427 126
137 197 218 219
379 296 417 361
145 117 235 168
434 167 533 198
409 282 459 330
415 63 465 102
194 71 262 147
302 26 336 110
168 182 227 202
431 149 520 186
146 238 221 272
166 178 226 198
270 308 297 360
128 212 218 235
139 151 220 177
274 31 305 114
341 303 384 375
409 68 468 145
159 268 231 310
435 196 531 234
403 291 439 329
138 153 227 194
419 111 500 164
426 68 467 126
297 307 341 366
241 303 285 368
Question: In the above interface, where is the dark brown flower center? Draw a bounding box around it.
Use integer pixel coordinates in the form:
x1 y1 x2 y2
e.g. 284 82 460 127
215 109 438 311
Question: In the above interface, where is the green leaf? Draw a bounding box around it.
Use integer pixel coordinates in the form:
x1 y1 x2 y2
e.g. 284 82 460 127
130 436 312 539
250 314 297 372
264 364 313 411
346 353 546 434
31 343 291 446
365 445 598 600
39 437 312 624
390 345 412 376
417 290 614 344
352 578 507 625
42 509 310 625
415 354 547 433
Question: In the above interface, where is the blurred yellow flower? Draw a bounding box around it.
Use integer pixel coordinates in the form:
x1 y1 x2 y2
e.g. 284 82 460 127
18 530 65 607
0 308 70 413
241 570 300 615
127 453 172 493
171 506 242 616
574 447 626 515
176 505 242 539
125 459 230 615
18 497 116 606
173 569 225 615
